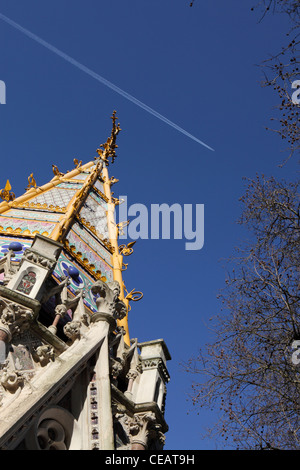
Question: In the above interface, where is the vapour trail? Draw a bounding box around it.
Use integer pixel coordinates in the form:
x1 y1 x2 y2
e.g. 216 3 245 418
0 12 214 151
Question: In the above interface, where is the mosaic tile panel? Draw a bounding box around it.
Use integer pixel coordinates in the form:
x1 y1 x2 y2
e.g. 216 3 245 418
28 187 77 209
57 182 83 190
79 195 109 239
89 191 108 211
0 237 32 260
53 252 113 313
66 230 113 278
70 172 90 181
0 209 61 223
71 222 112 266
94 178 104 194
0 217 56 237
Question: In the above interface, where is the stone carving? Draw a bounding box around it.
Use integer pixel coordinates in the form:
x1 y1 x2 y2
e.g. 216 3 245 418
0 249 19 285
36 419 68 450
45 276 86 338
157 430 166 447
124 411 157 449
0 366 24 393
126 369 139 382
91 280 126 320
0 299 34 342
63 321 81 341
110 358 124 383
41 276 70 305
33 345 55 367
142 357 170 383
23 249 56 270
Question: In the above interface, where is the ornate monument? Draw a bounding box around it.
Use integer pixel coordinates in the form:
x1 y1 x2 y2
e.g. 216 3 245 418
0 113 170 450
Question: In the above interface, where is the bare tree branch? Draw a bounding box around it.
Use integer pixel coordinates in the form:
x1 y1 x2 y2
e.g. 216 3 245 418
185 175 300 449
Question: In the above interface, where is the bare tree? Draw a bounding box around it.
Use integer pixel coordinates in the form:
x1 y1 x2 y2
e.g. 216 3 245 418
185 175 300 449
254 1 300 162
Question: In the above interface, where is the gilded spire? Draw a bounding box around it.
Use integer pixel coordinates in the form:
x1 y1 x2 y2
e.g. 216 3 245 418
49 112 122 243
49 158 103 243
96 110 121 166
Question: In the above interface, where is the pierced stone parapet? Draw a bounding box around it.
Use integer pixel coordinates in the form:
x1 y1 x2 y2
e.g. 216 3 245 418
141 357 170 383
22 249 57 271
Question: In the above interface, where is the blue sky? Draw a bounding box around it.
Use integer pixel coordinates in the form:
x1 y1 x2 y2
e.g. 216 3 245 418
0 0 298 450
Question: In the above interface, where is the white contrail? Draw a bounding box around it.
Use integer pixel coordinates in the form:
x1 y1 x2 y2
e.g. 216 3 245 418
0 12 214 151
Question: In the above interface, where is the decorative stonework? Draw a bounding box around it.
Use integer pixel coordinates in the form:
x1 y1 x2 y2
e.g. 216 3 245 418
10 344 35 371
126 369 139 382
110 358 124 383
142 357 170 383
44 276 85 339
124 411 159 450
91 280 126 321
0 250 19 286
0 141 171 450
33 345 55 367
23 249 56 271
88 373 100 450
0 366 24 393
25 406 77 450
36 419 68 450
63 321 81 341
0 298 34 342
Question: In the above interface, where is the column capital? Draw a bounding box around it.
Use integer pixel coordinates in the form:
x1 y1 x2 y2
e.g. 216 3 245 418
124 411 159 450
90 280 126 329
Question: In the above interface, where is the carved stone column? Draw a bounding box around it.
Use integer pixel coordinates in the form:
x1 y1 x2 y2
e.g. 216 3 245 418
124 411 157 450
124 369 139 399
89 279 126 450
90 280 127 330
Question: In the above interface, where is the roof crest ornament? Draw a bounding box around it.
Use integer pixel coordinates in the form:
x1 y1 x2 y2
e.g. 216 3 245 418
95 110 121 166
0 180 15 202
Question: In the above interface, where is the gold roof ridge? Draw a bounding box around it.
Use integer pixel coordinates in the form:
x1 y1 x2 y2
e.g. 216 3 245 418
0 160 96 215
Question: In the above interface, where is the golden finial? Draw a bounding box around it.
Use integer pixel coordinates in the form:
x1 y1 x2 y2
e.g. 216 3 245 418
0 180 15 202
73 158 82 168
96 110 121 166
52 165 64 177
26 173 37 191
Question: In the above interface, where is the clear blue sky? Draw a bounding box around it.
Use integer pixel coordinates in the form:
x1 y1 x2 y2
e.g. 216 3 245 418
0 0 298 450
